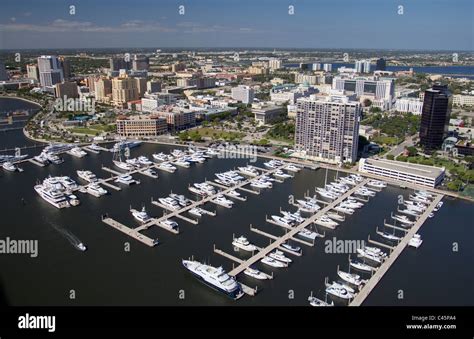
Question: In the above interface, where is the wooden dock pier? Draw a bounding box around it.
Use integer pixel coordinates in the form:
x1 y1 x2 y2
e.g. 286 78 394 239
102 217 157 247
349 194 443 306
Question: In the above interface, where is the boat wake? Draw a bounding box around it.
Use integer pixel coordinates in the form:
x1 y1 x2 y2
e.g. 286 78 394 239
46 219 87 252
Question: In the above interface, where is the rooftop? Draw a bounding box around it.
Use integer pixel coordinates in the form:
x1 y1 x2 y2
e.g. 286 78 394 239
361 158 445 179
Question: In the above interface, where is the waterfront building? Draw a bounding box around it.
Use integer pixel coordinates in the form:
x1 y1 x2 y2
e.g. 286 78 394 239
294 73 321 85
359 158 445 188
37 55 64 88
394 97 424 115
323 63 333 72
154 108 196 131
294 94 361 164
419 84 452 150
376 58 387 71
112 76 139 107
54 82 79 99
231 85 254 104
116 115 168 137
26 64 39 80
269 59 282 70
355 60 371 73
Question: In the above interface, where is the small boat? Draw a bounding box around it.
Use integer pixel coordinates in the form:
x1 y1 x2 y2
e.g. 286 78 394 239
244 268 268 280
408 234 423 248
281 242 301 253
376 230 401 241
115 174 137 185
268 250 292 263
261 256 287 268
76 243 87 251
325 283 354 300
337 270 365 286
131 206 151 223
189 207 204 217
2 162 21 172
232 236 258 252
350 260 376 272
308 295 334 307
159 219 178 230
113 160 135 171
326 212 345 222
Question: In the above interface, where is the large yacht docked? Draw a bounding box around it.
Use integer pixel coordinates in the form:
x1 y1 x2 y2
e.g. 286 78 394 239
182 260 243 300
232 236 258 252
67 147 88 158
77 170 98 183
34 184 70 209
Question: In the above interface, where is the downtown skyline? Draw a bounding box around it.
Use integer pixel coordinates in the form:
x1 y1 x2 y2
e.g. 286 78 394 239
0 0 473 50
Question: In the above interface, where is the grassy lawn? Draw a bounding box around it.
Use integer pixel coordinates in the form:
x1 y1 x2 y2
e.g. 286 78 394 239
195 127 245 140
69 127 103 135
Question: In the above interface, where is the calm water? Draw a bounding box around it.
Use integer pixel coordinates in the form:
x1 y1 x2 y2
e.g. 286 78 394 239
0 99 472 306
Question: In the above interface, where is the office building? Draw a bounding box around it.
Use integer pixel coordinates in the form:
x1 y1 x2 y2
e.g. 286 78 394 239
116 115 168 137
37 55 64 88
252 103 286 125
376 58 386 71
394 98 423 115
452 94 474 107
147 81 162 93
135 77 147 97
132 55 149 71
26 64 39 80
231 85 254 104
294 73 321 85
154 108 196 131
294 94 361 164
59 57 71 79
111 76 139 107
323 63 332 72
0 60 8 81
269 59 282 70
355 60 371 73
95 78 112 103
54 82 79 99
109 57 131 71
419 84 452 150
171 62 186 72
332 76 395 108
359 158 445 188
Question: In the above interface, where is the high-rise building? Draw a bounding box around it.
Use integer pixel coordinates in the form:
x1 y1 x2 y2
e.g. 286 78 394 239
37 55 64 87
323 63 332 72
295 94 361 164
171 62 186 72
375 58 386 71
147 80 162 93
269 59 282 70
112 76 139 107
332 76 395 108
116 116 168 137
26 64 39 80
354 60 371 73
419 84 452 150
231 85 254 104
109 57 131 71
132 55 149 71
95 78 112 103
59 57 71 79
135 77 147 97
54 82 79 99
0 60 9 81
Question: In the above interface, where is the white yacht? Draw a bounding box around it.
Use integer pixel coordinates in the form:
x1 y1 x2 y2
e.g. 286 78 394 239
339 176 357 186
227 190 242 198
131 206 151 223
206 148 221 156
169 194 192 207
86 183 108 197
238 166 259 177
115 174 137 185
296 199 320 213
410 194 430 204
333 205 354 215
152 152 168 162
357 249 384 264
367 180 387 189
33 154 49 166
244 268 268 280
158 197 181 210
34 184 70 209
317 188 339 200
283 164 301 173
308 295 334 307
350 260 376 273
126 158 141 168
261 256 286 268
2 162 21 172
43 152 64 164
68 147 87 158
271 215 295 228
143 168 158 178
281 211 305 224
77 170 97 183
137 156 153 166
76 243 87 251
58 176 79 191
269 250 292 263
325 283 354 300
314 215 339 229
337 271 365 287
392 214 413 226
232 236 258 252
189 207 205 217
182 260 243 300
67 194 80 206
159 219 179 230
297 228 320 240
281 242 301 253
157 162 177 173
174 158 190 168
188 186 208 197
273 169 292 179
326 212 345 222
408 234 423 248
113 160 135 171
355 188 376 197
433 201 443 212
376 230 401 241
89 143 102 152
212 195 234 208
263 160 284 169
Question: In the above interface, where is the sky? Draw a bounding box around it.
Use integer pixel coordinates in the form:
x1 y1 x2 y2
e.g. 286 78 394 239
0 0 473 50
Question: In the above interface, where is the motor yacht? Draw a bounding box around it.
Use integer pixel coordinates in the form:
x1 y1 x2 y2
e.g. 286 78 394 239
261 256 286 268
325 283 354 300
244 268 268 280
159 197 181 210
269 250 292 263
77 170 98 183
115 174 137 185
159 219 179 230
337 271 365 287
86 183 108 197
34 184 70 209
237 166 259 177
68 147 88 158
314 215 339 229
232 236 258 252
131 206 151 223
157 162 177 173
273 169 292 179
408 234 423 248
349 260 376 273
212 195 234 208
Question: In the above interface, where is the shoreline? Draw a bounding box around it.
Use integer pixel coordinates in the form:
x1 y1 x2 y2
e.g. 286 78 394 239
0 95 43 109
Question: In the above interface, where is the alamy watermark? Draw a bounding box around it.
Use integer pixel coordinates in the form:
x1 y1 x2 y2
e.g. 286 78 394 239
213 144 258 163
53 96 95 114
0 237 38 257
324 237 365 254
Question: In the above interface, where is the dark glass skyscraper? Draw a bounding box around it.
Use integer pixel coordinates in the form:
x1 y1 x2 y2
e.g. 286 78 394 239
419 84 452 150
375 58 386 71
